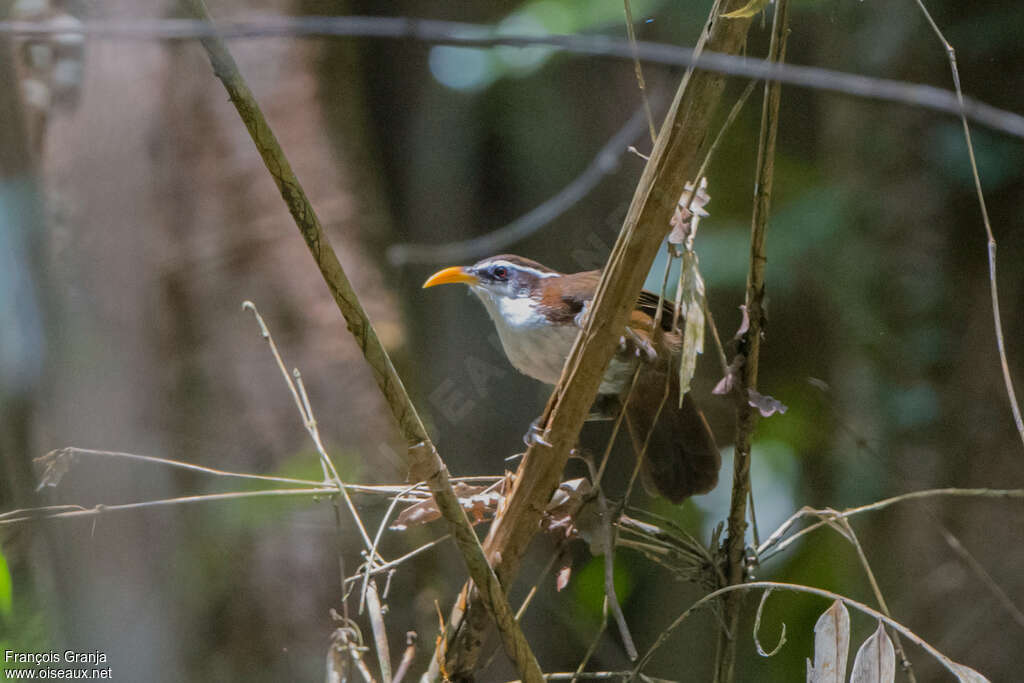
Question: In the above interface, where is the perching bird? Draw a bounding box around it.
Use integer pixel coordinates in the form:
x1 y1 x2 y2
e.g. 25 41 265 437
423 254 720 503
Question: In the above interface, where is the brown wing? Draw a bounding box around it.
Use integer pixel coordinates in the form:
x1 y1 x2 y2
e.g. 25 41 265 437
539 270 676 332
536 270 599 325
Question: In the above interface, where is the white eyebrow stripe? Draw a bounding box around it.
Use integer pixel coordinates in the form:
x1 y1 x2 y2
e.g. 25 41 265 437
485 260 559 279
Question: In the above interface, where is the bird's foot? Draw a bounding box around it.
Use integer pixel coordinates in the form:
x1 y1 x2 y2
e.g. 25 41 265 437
522 416 552 448
621 328 658 362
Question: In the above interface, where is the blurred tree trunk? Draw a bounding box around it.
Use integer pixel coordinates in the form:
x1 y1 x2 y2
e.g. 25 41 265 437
0 10 44 511
0 11 52 616
25 0 403 679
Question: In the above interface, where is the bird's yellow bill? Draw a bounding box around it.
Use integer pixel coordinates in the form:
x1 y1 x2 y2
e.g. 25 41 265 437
422 266 478 288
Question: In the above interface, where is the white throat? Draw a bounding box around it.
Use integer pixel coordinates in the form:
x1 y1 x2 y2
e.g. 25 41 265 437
469 287 634 393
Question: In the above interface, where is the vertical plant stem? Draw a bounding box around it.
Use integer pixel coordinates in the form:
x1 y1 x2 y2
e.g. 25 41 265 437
623 0 657 144
910 0 1024 452
715 2 789 681
179 1 544 680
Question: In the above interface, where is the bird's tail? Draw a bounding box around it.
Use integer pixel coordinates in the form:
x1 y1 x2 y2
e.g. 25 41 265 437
624 367 720 503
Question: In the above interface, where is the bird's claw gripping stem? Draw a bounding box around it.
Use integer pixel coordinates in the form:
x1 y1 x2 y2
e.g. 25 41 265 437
523 416 552 448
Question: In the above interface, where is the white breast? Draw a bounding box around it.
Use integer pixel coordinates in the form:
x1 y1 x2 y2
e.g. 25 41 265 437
473 289 635 394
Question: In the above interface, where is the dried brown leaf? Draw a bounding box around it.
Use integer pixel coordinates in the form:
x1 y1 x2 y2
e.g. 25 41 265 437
542 478 592 539
713 356 744 396
735 304 751 340
806 600 850 683
850 621 895 683
34 448 76 491
391 480 506 530
391 496 444 530
668 178 711 246
748 389 788 417
676 251 706 401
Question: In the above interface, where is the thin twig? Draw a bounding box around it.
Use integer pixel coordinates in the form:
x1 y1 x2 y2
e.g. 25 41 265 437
623 0 657 144
598 492 637 660
1 17 1022 139
36 447 327 487
180 2 544 679
294 368 334 482
343 535 453 585
573 457 636 662
244 301 376 564
572 597 610 683
387 104 654 265
247 303 368 623
514 550 562 621
800 385 1021 619
910 0 1024 451
752 589 786 657
623 66 757 508
756 488 1024 559
621 506 721 584
681 79 756 379
717 2 789 680
551 671 635 680
479 549 565 678
0 487 340 525
704 293 729 376
332 496 352 623
391 632 417 683
511 673 640 682
3 477 503 525
333 622 376 683
693 79 757 194
936 523 1024 630
594 368 641 489
747 488 760 554
835 517 916 681
622 78 758 508
365 580 392 683
631 581 989 682
360 481 426 614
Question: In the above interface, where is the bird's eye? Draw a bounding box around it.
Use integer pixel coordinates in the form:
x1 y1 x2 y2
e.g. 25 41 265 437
493 266 508 280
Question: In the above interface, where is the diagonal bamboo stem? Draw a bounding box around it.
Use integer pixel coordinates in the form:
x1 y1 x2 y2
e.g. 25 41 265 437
178 1 543 680
433 1 755 678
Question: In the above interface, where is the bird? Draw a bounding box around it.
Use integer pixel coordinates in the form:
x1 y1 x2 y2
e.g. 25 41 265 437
422 254 720 503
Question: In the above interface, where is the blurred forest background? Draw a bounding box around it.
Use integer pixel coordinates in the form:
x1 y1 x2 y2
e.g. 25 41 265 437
1 0 1023 681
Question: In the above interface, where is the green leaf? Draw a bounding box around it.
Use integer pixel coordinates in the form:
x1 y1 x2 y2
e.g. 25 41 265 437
0 547 12 617
722 0 770 19
572 555 635 620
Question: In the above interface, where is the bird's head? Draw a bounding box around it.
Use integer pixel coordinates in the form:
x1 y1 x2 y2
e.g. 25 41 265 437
422 255 560 303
